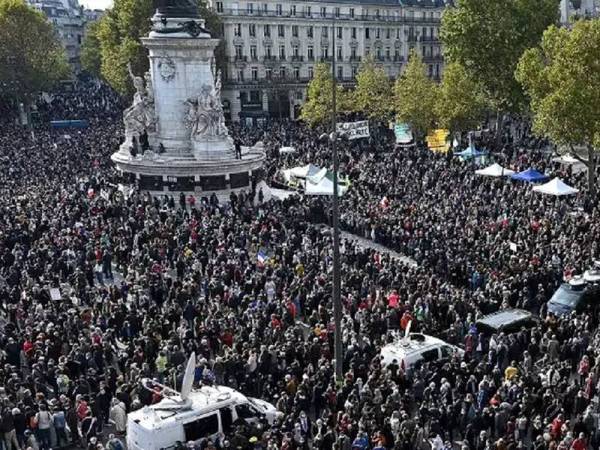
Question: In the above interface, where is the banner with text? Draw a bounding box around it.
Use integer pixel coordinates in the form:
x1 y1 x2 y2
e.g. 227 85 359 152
426 129 450 153
394 122 413 145
337 121 370 140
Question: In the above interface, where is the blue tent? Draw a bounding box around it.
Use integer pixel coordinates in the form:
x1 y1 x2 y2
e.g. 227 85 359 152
455 145 488 159
510 168 549 182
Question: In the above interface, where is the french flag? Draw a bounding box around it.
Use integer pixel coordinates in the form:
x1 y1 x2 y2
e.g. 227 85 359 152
257 250 269 266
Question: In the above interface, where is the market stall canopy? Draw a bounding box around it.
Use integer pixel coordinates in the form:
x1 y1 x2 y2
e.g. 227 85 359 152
455 145 489 160
510 168 549 182
532 177 579 196
279 146 297 155
475 163 515 177
305 169 349 196
552 154 587 174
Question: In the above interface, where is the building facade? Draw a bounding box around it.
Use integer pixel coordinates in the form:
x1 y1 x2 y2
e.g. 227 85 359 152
211 0 446 123
28 0 85 72
560 0 599 23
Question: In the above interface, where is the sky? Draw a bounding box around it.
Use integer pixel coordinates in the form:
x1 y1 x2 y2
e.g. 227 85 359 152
80 0 113 10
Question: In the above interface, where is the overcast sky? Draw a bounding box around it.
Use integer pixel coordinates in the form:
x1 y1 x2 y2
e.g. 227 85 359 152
80 0 113 10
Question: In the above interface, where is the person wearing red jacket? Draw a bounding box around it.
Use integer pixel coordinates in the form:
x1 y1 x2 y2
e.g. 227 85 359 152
571 433 587 450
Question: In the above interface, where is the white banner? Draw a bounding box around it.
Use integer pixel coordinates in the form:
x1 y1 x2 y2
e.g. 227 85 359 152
336 121 370 140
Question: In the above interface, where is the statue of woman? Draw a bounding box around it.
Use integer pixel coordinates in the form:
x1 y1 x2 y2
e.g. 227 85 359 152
123 64 148 138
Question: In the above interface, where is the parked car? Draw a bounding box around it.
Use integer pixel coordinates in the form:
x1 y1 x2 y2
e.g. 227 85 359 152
547 277 600 317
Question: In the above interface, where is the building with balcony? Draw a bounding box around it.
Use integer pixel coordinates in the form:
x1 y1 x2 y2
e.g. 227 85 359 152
211 0 447 123
560 0 598 23
27 0 85 72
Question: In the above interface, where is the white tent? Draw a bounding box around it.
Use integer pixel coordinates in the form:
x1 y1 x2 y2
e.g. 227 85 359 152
305 169 349 196
532 177 579 196
552 154 587 174
475 163 515 177
282 164 321 183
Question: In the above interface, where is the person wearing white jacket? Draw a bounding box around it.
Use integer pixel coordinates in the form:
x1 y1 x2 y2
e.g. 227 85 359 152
108 399 127 434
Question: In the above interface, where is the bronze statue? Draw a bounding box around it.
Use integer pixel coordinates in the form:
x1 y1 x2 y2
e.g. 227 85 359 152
154 0 199 18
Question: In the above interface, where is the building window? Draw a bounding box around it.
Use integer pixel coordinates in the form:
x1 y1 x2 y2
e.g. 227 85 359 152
250 45 257 60
308 66 313 78
334 7 340 17
291 4 296 15
307 26 313 38
422 46 426 57
306 6 311 16
276 4 282 15
337 47 342 60
320 6 327 17
365 47 370 56
237 69 244 81
337 26 342 39
216 1 223 12
262 3 267 13
375 8 380 18
278 25 285 37
307 46 314 60
293 46 299 57
249 24 256 37
386 28 391 39
337 66 343 79
247 3 253 14
234 24 241 37
235 45 243 58
264 24 270 37
322 26 328 38
429 64 433 77
251 67 258 80
294 67 300 79
292 25 298 37
280 67 286 78
365 28 370 39
322 47 329 59
350 8 354 18
352 66 357 77
376 47 382 60
265 46 272 58
376 28 381 39
351 27 356 39
397 28 401 39
351 48 357 60
266 68 272 79
279 45 286 59
385 47 390 59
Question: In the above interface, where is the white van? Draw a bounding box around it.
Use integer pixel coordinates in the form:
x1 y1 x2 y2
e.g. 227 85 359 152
380 332 464 372
127 354 280 450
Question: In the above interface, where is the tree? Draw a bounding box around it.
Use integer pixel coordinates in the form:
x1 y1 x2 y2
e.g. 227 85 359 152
0 0 69 104
516 19 600 197
440 0 559 113
435 62 486 136
300 62 348 128
352 55 392 122
96 0 152 96
81 21 102 77
393 52 437 139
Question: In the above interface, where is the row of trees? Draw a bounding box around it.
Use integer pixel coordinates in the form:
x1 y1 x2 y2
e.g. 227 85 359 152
0 0 69 109
81 0 225 97
300 54 486 141
301 0 600 196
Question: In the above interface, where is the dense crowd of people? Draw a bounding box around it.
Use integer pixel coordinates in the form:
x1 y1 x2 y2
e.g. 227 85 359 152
0 79 599 450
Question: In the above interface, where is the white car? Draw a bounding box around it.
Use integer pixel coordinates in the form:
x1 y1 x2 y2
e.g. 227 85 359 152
380 333 464 372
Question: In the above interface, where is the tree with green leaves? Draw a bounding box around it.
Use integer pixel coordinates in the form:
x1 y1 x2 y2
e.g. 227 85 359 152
440 0 559 113
300 62 348 128
0 0 69 105
516 19 600 197
81 21 102 77
393 52 437 139
96 0 153 96
435 62 486 137
352 55 392 122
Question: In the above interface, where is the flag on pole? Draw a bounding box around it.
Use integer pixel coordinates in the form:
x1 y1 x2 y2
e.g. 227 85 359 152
257 250 269 266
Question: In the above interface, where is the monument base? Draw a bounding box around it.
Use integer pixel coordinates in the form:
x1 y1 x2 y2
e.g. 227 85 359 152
111 144 266 202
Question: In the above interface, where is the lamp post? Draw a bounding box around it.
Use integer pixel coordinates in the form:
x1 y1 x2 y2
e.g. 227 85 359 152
319 13 344 386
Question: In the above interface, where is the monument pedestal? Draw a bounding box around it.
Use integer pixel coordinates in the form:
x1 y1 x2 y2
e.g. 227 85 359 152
111 11 265 201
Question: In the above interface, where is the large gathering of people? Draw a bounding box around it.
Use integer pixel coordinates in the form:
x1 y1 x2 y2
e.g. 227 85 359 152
0 78 599 450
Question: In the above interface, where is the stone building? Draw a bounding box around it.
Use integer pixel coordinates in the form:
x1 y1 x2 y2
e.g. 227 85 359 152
211 0 447 123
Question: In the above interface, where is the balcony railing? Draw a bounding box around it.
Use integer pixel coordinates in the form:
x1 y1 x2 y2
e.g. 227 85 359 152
218 8 442 24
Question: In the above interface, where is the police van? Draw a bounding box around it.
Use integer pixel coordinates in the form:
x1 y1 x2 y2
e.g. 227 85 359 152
380 324 464 372
126 354 280 450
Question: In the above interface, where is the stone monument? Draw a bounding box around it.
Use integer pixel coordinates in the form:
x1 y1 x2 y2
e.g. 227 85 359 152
111 0 265 199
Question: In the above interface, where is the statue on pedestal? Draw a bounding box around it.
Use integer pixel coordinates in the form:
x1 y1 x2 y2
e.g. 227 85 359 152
123 64 157 152
183 70 229 140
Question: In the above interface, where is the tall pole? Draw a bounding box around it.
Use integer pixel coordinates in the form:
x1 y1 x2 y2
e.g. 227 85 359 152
331 14 343 386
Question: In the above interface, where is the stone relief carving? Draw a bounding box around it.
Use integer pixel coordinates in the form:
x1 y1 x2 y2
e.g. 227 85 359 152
158 57 176 82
